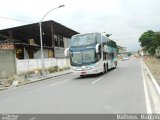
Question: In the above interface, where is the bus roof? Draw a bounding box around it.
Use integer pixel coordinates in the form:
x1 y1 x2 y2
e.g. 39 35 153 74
72 32 101 37
71 32 117 48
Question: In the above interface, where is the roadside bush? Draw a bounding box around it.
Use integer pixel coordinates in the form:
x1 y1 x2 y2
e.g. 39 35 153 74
3 75 30 87
47 66 59 73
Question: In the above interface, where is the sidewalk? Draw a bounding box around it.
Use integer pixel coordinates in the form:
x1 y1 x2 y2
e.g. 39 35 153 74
0 70 71 91
142 60 160 113
143 60 160 96
27 69 71 83
144 57 160 85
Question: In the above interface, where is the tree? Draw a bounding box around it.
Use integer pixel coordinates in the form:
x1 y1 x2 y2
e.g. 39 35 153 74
139 30 156 48
127 52 132 56
155 33 160 47
139 30 157 55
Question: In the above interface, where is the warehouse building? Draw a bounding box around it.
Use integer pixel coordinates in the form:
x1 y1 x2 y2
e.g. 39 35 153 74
0 20 79 59
0 20 79 78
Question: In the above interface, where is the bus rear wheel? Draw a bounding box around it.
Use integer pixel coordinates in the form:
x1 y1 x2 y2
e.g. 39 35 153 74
114 61 117 69
106 64 108 72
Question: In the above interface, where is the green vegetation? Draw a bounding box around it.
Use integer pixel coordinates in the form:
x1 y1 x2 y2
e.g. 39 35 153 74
127 52 132 56
3 75 30 87
139 30 160 55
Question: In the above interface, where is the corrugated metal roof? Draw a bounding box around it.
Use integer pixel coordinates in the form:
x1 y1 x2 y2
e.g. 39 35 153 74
0 20 79 47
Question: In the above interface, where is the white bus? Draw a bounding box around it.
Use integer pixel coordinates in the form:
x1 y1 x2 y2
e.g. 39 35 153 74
65 32 117 76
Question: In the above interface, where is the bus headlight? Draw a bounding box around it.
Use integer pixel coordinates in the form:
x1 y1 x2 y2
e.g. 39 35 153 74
90 66 95 69
86 64 97 70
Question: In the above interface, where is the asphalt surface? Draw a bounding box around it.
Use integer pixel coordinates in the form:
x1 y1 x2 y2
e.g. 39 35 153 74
0 58 147 113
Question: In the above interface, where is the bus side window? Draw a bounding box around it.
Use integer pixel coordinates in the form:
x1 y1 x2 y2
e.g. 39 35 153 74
108 53 112 59
112 52 114 59
103 51 107 60
96 34 101 44
97 54 100 60
102 36 106 43
96 52 101 61
109 52 114 59
106 52 109 60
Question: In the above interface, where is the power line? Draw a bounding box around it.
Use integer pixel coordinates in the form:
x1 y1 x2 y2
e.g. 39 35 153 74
0 16 33 24
113 37 140 41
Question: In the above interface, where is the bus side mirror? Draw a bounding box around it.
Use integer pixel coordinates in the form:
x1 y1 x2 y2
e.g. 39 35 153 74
96 44 100 53
64 48 69 56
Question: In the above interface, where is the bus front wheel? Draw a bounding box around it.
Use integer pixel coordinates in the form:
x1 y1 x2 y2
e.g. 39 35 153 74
103 64 106 74
80 75 85 77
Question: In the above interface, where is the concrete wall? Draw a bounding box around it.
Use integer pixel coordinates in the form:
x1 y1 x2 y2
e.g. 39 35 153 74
64 37 70 48
0 49 16 78
16 58 70 74
34 49 48 59
17 46 70 74
24 48 29 59
54 47 65 58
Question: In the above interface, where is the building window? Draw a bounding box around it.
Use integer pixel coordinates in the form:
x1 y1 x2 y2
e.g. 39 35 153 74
54 35 58 46
16 47 24 59
48 50 54 58
60 36 64 47
54 35 64 47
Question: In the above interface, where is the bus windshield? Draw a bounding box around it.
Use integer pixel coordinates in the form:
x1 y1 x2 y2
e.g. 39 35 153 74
71 49 95 66
70 34 96 46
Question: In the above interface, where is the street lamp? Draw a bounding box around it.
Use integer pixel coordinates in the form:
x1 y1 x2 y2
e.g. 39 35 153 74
39 5 65 76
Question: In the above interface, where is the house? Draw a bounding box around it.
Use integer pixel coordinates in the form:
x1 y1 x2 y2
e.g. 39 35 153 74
116 45 127 59
155 46 160 58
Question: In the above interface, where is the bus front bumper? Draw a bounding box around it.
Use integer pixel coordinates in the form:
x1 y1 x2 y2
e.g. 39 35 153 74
71 67 102 76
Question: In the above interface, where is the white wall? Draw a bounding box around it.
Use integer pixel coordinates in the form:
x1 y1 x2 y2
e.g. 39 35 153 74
16 58 70 74
34 49 48 59
64 37 70 48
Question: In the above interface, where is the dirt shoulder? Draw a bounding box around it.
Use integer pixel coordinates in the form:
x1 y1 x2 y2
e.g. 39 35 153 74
144 57 160 85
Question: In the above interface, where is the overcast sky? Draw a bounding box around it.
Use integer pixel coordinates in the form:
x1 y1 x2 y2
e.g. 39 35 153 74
0 0 160 51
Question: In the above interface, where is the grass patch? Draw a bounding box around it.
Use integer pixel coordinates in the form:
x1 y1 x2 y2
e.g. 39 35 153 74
144 57 160 84
3 75 30 87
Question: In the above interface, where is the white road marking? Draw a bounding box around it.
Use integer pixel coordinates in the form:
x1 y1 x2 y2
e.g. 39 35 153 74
91 77 103 84
30 117 37 120
141 61 152 114
49 79 69 86
144 62 160 96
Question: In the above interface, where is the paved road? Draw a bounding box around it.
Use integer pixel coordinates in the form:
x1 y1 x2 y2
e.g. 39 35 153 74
0 58 147 113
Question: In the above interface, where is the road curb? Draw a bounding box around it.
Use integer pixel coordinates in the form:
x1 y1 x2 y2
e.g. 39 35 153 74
143 61 160 96
0 87 7 91
29 71 71 84
0 71 71 92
